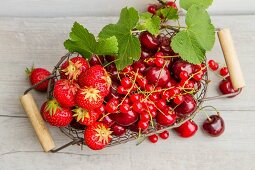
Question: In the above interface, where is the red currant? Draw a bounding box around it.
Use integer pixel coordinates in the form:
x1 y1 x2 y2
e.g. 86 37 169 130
145 84 154 92
148 134 158 143
130 93 142 103
156 99 167 110
193 72 203 81
220 67 229 76
149 110 157 118
138 121 149 130
122 97 130 104
119 103 131 114
173 95 184 105
123 65 133 73
155 57 165 67
155 52 164 58
137 77 148 89
132 102 144 113
105 98 119 113
208 60 219 71
166 1 177 9
179 71 189 80
147 5 157 14
161 90 172 101
149 93 160 101
159 130 169 139
117 86 126 94
121 77 132 89
140 112 150 122
168 87 180 97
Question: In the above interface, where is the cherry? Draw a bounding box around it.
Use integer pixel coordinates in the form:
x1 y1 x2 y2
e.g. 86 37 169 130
121 77 132 89
172 60 194 81
158 36 175 56
174 120 198 138
105 55 116 62
128 123 139 132
219 76 238 96
174 94 197 116
164 78 177 88
89 55 105 66
146 67 171 87
159 130 169 139
156 107 176 126
166 1 177 9
99 115 115 127
220 67 229 76
70 119 85 130
105 98 119 113
119 103 131 114
148 134 158 143
141 50 153 59
202 115 225 137
105 82 121 101
110 110 139 126
138 121 149 130
147 5 157 14
112 124 126 136
208 60 219 71
139 31 159 51
133 60 146 74
140 112 150 122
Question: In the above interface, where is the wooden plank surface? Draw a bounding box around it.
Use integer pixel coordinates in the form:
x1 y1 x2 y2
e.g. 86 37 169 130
0 15 254 170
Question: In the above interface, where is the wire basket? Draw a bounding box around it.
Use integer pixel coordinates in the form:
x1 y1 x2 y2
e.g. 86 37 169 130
20 28 244 153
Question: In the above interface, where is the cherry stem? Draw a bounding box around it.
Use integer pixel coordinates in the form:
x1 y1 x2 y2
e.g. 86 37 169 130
199 105 220 118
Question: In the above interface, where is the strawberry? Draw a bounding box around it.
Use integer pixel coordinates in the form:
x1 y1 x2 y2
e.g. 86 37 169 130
26 67 51 92
78 65 111 97
41 99 73 127
72 107 101 126
60 56 89 80
53 79 79 108
75 86 104 110
84 122 112 150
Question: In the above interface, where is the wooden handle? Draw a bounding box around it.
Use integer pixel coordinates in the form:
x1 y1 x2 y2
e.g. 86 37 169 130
20 93 55 152
217 28 245 90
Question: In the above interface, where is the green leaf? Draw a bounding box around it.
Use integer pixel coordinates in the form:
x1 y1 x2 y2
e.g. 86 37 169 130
171 5 215 64
171 31 205 64
64 22 118 59
136 12 161 35
180 0 213 10
99 7 141 70
186 5 215 51
160 7 179 20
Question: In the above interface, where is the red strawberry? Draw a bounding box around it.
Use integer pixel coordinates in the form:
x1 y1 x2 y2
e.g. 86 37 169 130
84 122 112 150
53 79 79 108
72 107 101 126
41 99 73 127
78 65 111 97
75 86 104 110
26 67 51 92
60 56 89 80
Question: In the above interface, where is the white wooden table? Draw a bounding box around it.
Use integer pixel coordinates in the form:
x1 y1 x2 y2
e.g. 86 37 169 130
0 15 254 170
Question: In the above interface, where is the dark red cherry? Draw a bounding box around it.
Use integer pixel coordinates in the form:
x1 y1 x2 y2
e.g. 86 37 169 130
174 120 198 138
147 5 157 14
202 115 225 137
219 76 238 97
139 31 159 51
112 124 126 136
174 94 197 116
70 119 85 130
89 55 105 66
172 60 195 81
133 60 146 74
110 110 139 126
159 130 170 139
105 55 116 62
99 115 115 127
146 67 171 87
141 50 153 59
105 82 122 101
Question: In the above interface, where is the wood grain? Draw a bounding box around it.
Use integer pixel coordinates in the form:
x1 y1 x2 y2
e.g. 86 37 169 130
0 15 254 170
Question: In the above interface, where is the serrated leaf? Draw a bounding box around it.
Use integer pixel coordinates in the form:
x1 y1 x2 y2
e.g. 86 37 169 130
160 7 179 20
171 31 205 64
64 22 118 59
99 7 141 70
186 5 215 50
180 0 213 10
136 12 161 35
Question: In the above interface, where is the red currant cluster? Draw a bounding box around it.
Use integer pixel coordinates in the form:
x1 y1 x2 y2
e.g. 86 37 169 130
147 1 177 18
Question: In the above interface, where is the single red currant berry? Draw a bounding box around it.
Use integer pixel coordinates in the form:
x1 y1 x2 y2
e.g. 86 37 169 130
121 77 132 89
148 134 158 143
166 1 177 9
132 102 144 113
155 57 165 67
105 99 119 113
179 71 189 80
117 86 126 94
168 87 180 97
156 99 167 110
122 97 130 104
138 121 149 130
173 95 184 105
159 130 169 139
145 84 154 92
123 65 133 73
119 103 131 114
147 5 157 14
130 93 142 103
149 110 157 118
208 60 219 71
137 77 148 89
155 52 164 58
146 58 155 66
149 93 160 101
161 90 172 101
140 112 150 122
220 67 229 76
193 73 203 81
